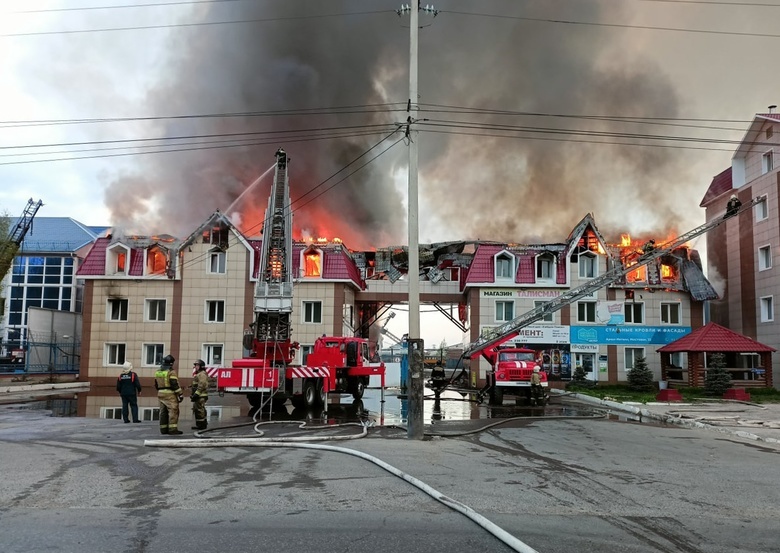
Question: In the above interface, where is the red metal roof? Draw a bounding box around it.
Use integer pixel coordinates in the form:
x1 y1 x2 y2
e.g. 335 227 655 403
76 237 109 276
292 244 364 289
463 244 502 286
657 322 776 353
129 248 144 277
699 167 732 207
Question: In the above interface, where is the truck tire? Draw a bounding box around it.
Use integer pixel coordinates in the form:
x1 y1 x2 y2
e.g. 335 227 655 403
315 379 326 407
303 380 318 408
349 376 365 400
488 385 503 405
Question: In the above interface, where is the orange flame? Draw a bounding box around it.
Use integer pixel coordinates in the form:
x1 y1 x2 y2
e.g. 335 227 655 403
620 233 631 247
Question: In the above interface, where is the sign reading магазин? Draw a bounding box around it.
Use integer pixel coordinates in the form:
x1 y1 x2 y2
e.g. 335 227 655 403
571 326 691 345
480 289 563 299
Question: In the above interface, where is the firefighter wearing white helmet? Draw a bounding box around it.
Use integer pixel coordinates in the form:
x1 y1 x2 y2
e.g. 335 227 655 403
530 366 544 406
190 359 209 431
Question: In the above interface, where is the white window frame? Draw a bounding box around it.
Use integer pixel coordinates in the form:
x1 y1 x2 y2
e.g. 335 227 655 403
577 301 596 323
660 302 681 325
107 298 128 322
141 407 160 421
536 253 555 282
101 407 123 420
760 296 774 322
495 300 514 322
668 352 684 368
624 302 644 324
303 301 322 324
625 347 646 371
535 300 554 323
205 300 225 323
758 245 772 271
208 250 226 274
495 253 514 281
756 196 769 221
105 343 126 366
145 298 167 322
203 343 224 366
762 150 774 174
106 244 130 276
579 253 597 279
143 343 165 366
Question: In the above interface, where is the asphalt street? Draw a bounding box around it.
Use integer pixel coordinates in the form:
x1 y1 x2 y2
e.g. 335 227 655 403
1 396 779 553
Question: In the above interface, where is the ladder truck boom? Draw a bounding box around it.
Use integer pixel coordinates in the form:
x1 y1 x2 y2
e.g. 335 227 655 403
463 197 760 362
0 198 43 282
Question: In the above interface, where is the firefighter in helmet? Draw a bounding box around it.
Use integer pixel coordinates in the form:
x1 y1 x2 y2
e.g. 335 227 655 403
530 366 544 406
154 354 184 435
190 359 209 431
725 194 742 218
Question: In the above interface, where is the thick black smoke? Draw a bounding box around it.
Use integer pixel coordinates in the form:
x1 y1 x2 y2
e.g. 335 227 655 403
104 0 690 247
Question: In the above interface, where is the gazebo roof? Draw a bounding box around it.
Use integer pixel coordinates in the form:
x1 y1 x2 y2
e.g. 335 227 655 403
657 322 776 353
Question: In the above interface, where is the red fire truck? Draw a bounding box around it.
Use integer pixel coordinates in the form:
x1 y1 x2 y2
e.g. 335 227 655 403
480 346 548 405
210 149 385 411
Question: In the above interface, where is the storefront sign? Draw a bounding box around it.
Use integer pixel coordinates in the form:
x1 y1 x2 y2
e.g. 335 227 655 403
571 344 600 353
511 325 570 345
480 289 563 299
570 325 691 345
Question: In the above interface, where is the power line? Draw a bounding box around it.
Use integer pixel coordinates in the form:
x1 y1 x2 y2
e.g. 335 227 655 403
444 8 780 39
1 9 392 37
634 0 780 6
9 0 247 14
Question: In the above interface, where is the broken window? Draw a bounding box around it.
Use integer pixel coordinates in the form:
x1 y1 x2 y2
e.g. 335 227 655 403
146 247 167 275
304 250 322 277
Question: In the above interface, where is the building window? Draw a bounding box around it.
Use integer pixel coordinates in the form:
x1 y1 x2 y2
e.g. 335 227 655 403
577 301 596 323
534 300 554 322
760 296 774 322
101 407 123 420
107 298 128 321
495 253 514 280
579 253 597 278
668 352 684 369
303 249 322 277
767 126 774 140
146 247 167 275
536 253 555 281
143 343 164 366
106 244 130 275
146 299 167 321
303 301 322 324
756 196 769 221
758 245 772 271
661 302 681 325
105 343 126 365
625 347 645 371
762 151 774 174
208 250 226 274
495 300 514 322
205 300 225 323
624 302 644 324
203 344 223 366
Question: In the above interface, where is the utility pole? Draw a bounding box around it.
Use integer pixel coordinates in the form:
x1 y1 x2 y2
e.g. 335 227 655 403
397 2 437 440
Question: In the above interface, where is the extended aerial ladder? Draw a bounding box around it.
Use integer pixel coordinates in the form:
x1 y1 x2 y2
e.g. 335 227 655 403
0 199 44 282
461 196 760 366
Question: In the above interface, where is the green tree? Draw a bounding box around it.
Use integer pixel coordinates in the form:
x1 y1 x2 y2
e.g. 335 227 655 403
705 352 732 396
627 356 655 392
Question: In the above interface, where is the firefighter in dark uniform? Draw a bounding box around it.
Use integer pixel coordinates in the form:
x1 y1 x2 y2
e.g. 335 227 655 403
725 194 742 217
530 367 544 406
190 359 209 431
154 354 183 435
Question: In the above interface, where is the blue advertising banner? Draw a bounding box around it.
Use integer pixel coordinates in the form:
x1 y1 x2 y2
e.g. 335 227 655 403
570 325 691 345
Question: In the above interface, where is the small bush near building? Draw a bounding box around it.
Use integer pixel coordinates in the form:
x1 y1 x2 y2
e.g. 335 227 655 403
566 364 596 390
627 356 655 392
704 353 732 396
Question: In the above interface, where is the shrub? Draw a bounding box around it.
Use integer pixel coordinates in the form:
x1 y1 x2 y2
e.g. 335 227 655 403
704 353 732 396
627 356 655 392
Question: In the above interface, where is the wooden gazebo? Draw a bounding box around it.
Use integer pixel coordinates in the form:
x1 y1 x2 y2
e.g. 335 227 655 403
657 322 775 388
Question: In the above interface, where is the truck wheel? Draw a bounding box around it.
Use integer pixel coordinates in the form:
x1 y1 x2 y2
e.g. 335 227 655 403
349 377 365 400
303 380 318 408
315 379 326 407
489 386 503 405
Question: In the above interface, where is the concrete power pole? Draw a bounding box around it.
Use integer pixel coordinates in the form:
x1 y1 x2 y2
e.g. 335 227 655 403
398 2 437 440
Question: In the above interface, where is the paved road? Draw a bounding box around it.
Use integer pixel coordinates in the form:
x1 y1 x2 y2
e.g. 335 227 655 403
1 401 779 553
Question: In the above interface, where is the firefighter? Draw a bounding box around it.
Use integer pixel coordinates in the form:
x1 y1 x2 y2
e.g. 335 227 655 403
530 366 544 406
154 354 183 435
116 361 142 423
190 359 209 431
725 194 742 217
641 239 655 255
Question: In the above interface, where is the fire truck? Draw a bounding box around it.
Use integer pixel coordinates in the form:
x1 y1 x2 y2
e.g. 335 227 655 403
213 149 385 410
464 196 759 405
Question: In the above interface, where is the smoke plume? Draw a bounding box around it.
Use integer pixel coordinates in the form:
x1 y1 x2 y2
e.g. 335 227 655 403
103 0 694 248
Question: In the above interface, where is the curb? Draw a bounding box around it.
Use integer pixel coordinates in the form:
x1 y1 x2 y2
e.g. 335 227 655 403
0 382 90 394
553 390 780 446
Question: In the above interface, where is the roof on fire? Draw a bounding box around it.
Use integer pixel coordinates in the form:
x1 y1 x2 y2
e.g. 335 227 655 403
657 322 776 353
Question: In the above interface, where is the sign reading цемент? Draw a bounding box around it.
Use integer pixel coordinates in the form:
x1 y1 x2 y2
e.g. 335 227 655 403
570 326 691 345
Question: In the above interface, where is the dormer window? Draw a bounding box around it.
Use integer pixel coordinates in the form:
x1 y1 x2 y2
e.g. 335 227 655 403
146 246 167 275
536 252 555 281
495 252 514 280
106 243 130 276
208 248 226 274
579 252 597 278
302 247 322 277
